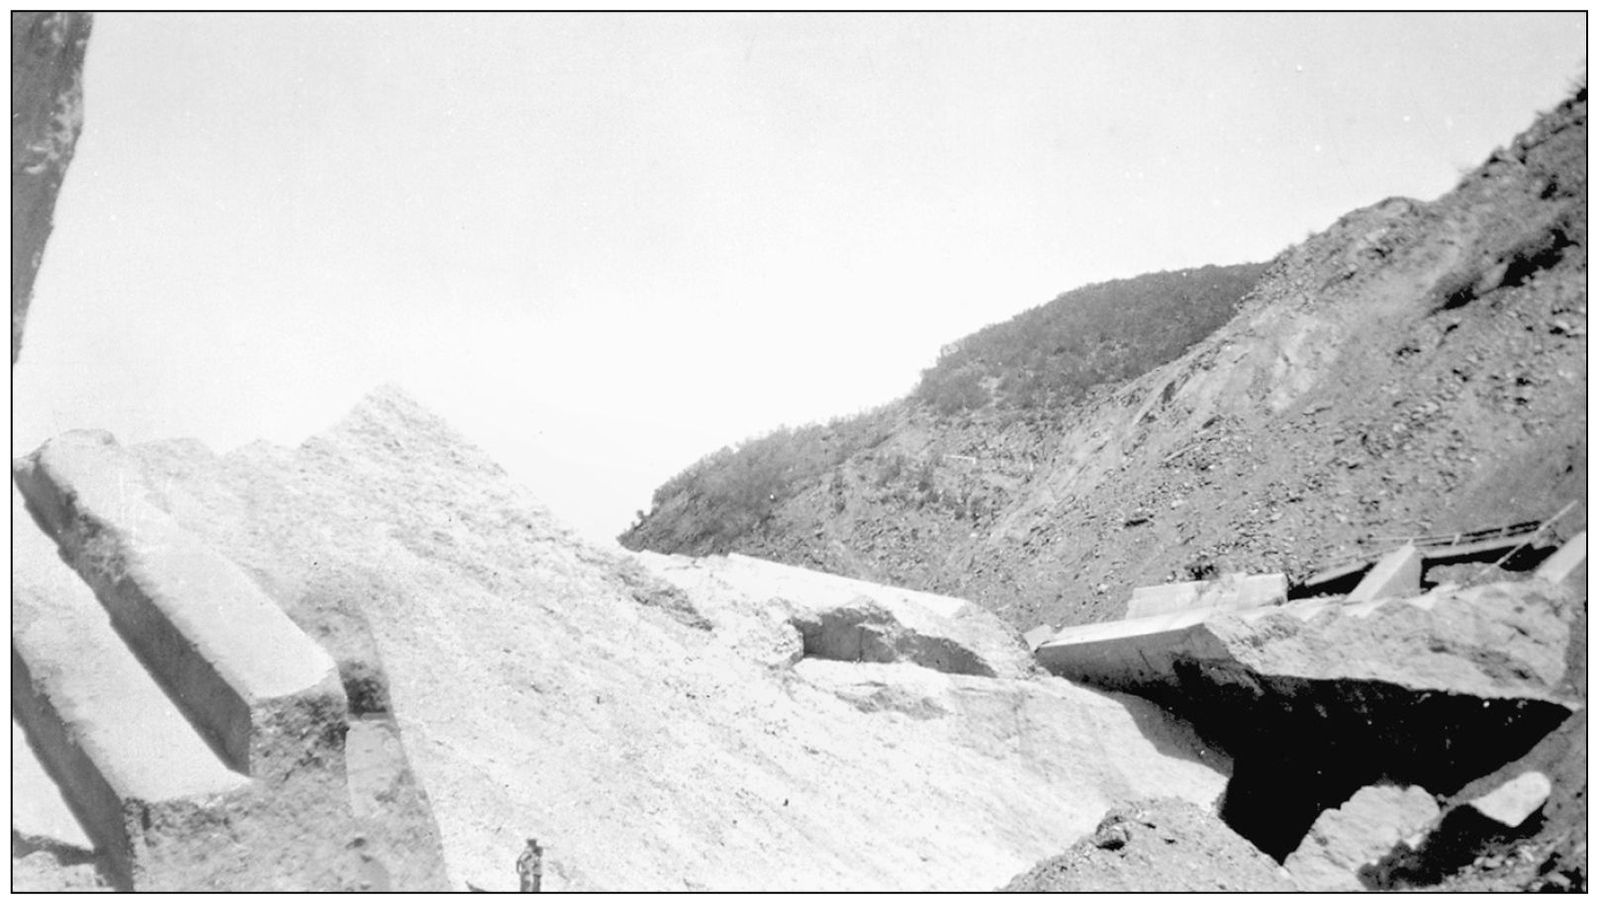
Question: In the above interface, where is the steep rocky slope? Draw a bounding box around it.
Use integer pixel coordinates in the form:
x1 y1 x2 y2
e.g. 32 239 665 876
627 88 1586 635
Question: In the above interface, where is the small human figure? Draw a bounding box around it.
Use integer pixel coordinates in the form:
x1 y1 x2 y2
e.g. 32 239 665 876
516 839 543 893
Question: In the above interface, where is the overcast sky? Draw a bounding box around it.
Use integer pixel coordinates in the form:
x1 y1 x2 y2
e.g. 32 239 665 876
12 12 1585 542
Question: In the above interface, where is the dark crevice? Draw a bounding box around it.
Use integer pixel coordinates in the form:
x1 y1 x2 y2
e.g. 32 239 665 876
1146 663 1574 861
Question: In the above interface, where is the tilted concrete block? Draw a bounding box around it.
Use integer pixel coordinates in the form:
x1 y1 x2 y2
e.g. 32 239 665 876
13 489 250 888
1038 582 1575 702
1347 544 1423 604
14 431 345 779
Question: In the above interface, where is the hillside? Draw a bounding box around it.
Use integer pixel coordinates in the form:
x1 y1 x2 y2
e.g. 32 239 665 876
623 86 1587 634
622 263 1267 561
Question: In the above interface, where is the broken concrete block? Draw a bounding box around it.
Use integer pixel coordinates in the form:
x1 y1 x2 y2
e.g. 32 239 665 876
1534 530 1586 592
1466 771 1551 828
683 552 1038 678
1347 543 1423 604
1125 572 1287 619
1284 784 1439 891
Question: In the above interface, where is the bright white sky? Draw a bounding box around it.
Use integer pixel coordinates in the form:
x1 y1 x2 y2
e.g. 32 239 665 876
11 12 1586 543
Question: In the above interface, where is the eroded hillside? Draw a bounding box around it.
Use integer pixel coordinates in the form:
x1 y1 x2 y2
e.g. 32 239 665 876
626 87 1587 634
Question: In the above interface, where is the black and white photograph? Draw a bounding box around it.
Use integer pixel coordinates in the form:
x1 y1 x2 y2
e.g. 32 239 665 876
10 10 1587 892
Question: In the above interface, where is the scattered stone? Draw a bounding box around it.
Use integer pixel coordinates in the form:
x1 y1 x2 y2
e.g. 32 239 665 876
1283 784 1440 891
1003 797 1289 892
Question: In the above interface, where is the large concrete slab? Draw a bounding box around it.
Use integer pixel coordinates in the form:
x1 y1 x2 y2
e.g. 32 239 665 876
1037 582 1575 702
13 489 250 887
1347 543 1423 604
1125 572 1287 619
14 431 345 777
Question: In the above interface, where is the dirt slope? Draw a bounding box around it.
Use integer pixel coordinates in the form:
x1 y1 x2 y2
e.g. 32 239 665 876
630 87 1586 635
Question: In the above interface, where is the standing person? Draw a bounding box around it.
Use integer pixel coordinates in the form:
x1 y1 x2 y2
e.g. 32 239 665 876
517 839 543 892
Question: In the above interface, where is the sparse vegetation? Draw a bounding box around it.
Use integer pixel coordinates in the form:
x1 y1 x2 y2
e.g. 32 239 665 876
912 264 1267 415
621 408 896 551
625 263 1268 553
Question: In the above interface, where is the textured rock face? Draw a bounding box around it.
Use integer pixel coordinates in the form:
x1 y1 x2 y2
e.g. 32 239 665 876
11 12 91 365
1283 784 1439 890
109 386 1231 891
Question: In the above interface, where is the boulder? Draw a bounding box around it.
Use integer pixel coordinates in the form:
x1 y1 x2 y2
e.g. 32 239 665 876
1466 771 1552 829
1283 784 1439 891
91 385 1232 891
11 12 91 364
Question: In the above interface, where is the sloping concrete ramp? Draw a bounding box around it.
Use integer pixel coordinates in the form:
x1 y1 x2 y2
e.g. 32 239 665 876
95 385 1234 891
